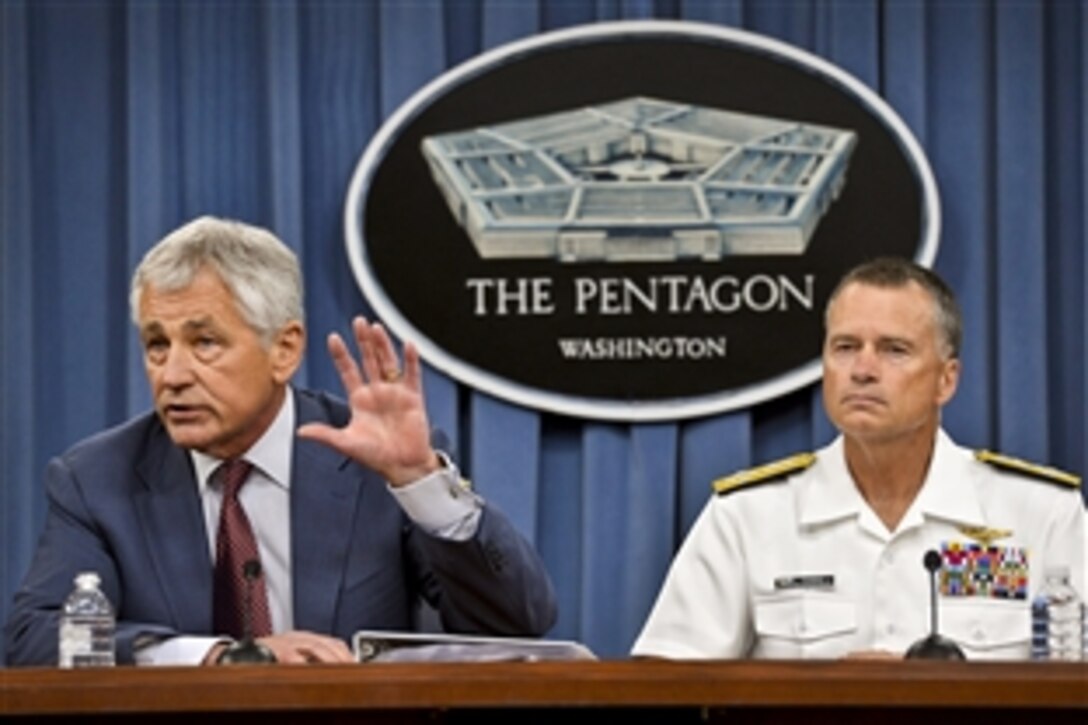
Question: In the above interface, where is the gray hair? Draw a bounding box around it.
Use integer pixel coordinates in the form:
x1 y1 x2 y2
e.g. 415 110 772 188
825 257 962 359
130 216 303 344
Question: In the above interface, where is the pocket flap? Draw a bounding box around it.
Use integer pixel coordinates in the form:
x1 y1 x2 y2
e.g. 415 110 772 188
754 594 857 642
941 600 1030 651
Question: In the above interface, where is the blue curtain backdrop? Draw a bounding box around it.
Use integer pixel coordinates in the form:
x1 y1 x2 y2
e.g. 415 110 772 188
1 0 1085 661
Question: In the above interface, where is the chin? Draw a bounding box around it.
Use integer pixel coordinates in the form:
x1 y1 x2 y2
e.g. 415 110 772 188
163 427 216 453
833 417 885 439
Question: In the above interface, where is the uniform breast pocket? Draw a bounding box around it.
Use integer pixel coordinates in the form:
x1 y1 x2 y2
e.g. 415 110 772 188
752 593 858 659
941 598 1030 660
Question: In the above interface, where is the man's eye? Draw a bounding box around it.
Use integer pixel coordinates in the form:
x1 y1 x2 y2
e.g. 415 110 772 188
144 340 168 362
193 336 224 357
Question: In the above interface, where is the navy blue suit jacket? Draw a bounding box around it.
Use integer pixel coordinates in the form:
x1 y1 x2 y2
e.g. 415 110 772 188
4 389 556 665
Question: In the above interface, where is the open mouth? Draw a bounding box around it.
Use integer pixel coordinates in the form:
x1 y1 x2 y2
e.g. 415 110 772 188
162 403 208 423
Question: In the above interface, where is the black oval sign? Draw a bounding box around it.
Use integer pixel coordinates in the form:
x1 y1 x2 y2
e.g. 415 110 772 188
345 20 939 421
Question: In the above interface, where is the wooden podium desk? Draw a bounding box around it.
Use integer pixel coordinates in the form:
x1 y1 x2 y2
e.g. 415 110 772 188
2 659 1085 723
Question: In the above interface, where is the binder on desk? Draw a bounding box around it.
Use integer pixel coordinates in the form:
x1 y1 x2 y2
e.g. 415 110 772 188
352 630 596 663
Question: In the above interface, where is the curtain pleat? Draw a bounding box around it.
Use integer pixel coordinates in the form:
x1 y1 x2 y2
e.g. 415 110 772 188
826 2 879 88
1 0 40 609
538 417 583 641
1 0 1084 662
125 1 168 416
926 2 993 447
678 414 752 538
470 393 541 540
622 423 678 637
1081 5 1088 480
883 1 928 145
379 2 446 116
995 2 1049 459
1044 1 1085 484
263 0 305 293
482 0 541 49
578 424 633 649
296 1 379 398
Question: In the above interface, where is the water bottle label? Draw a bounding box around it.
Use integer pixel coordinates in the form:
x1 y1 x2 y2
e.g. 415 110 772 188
59 621 91 668
1030 577 1084 661
59 622 92 650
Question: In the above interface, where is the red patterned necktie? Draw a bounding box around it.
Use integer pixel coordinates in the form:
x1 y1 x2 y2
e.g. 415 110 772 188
212 459 272 639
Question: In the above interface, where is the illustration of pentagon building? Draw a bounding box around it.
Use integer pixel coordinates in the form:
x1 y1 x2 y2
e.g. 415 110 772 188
421 97 857 262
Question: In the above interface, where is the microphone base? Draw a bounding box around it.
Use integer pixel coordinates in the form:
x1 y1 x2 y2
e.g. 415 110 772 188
904 634 966 660
217 639 277 665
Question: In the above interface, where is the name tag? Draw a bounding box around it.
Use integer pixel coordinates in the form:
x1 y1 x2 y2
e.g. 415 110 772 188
774 574 835 591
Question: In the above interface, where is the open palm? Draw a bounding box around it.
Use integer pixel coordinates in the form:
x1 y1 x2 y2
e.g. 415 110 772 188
298 316 439 486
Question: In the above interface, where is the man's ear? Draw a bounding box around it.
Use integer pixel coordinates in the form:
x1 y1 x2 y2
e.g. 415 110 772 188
936 357 960 407
270 321 305 384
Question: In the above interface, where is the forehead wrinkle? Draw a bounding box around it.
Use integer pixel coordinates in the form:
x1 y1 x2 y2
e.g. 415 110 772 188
140 315 217 336
181 316 216 332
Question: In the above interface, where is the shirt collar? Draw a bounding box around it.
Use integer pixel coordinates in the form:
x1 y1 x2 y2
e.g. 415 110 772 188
798 428 986 531
798 435 868 527
908 428 985 527
191 386 296 493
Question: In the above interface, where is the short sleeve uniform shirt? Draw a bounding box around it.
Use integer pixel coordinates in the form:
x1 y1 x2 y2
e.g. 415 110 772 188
632 429 1085 660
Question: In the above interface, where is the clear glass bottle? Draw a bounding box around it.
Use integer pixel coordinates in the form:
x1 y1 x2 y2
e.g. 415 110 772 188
1030 566 1083 661
58 572 115 668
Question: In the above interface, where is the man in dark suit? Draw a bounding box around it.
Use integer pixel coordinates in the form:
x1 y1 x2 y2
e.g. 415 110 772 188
4 216 556 666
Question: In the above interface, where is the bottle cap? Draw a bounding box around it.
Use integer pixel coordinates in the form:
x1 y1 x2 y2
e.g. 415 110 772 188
74 572 101 589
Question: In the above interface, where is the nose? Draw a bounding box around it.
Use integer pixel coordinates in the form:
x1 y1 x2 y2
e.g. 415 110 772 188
849 345 879 383
159 346 195 388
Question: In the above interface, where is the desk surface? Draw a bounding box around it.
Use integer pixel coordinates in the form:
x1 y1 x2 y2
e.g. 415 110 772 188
2 659 1086 721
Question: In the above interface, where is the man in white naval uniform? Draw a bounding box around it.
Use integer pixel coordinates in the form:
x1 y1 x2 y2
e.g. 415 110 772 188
632 258 1084 660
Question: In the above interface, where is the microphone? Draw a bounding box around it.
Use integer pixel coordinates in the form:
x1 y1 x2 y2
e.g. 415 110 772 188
904 550 966 660
217 559 277 665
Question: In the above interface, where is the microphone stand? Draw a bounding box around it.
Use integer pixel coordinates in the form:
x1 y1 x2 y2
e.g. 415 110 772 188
217 559 277 664
905 550 966 660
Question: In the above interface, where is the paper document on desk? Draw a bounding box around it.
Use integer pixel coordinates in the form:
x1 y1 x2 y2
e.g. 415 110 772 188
352 630 597 663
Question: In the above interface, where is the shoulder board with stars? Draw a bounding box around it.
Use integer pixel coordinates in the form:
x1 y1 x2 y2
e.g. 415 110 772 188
974 450 1081 489
713 452 816 497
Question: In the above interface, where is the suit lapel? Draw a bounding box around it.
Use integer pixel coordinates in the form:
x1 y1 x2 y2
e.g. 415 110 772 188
134 425 214 634
290 392 364 634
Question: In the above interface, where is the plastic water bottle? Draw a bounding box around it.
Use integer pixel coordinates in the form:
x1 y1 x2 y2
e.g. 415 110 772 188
58 572 115 668
1083 601 1088 659
1030 566 1083 661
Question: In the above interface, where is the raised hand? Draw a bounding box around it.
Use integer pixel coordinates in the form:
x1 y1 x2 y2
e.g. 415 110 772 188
297 316 440 486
